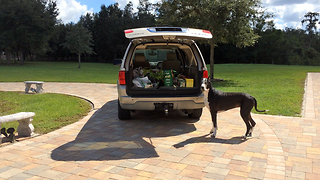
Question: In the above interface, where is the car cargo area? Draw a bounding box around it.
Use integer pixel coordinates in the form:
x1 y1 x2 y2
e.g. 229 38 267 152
125 42 204 97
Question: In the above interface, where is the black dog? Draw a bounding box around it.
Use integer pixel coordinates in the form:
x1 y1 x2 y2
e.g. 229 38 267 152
201 78 267 138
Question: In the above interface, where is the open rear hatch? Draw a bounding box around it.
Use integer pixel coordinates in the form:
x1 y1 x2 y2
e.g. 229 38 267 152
123 27 211 97
125 41 206 97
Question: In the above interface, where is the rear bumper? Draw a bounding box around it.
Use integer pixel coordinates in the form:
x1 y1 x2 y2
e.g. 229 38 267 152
117 84 204 110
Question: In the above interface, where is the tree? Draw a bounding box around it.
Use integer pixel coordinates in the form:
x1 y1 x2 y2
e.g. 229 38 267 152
47 24 70 61
48 2 156 63
256 29 285 64
93 3 126 62
136 0 156 27
301 12 319 35
0 0 58 64
301 12 320 49
80 13 95 33
123 2 135 28
157 0 265 80
62 23 94 68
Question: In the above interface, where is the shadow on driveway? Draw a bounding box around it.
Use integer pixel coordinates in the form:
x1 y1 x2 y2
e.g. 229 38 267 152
51 99 199 161
173 135 248 148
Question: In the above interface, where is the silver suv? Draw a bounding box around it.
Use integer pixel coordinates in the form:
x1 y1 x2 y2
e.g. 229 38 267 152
117 27 212 120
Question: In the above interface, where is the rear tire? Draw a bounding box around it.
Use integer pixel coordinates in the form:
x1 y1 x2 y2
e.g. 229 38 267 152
188 108 203 119
118 99 131 120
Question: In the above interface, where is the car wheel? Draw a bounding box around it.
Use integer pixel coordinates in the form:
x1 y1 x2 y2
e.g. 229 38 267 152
118 99 131 120
188 108 203 119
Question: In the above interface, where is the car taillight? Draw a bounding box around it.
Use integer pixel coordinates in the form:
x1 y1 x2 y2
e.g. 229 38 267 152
119 71 126 85
203 70 208 79
202 30 211 34
124 30 133 34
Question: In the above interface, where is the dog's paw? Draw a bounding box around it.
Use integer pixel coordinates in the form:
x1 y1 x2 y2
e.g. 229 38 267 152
243 133 252 139
211 132 217 138
210 127 217 138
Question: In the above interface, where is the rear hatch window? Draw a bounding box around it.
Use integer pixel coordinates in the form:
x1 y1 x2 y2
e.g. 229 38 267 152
126 42 204 97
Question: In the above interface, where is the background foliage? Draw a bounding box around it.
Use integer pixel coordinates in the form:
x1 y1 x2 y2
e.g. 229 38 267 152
0 0 319 66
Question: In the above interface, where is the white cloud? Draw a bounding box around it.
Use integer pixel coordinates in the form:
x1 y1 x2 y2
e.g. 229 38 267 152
56 0 160 23
115 0 160 10
264 0 308 6
262 0 320 29
56 0 93 23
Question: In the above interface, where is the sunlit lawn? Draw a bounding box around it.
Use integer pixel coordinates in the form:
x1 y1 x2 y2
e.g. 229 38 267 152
0 91 91 134
211 64 320 116
0 61 119 83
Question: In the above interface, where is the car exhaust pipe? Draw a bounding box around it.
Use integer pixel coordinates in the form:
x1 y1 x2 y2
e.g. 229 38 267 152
164 104 169 116
154 103 173 116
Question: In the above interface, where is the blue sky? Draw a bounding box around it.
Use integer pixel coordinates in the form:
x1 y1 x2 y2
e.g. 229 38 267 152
74 0 114 12
56 0 320 30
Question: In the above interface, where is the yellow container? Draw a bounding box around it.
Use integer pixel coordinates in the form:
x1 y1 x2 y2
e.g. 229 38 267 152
186 78 194 87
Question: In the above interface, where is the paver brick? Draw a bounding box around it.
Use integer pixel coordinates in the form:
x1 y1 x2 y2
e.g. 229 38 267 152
0 168 25 179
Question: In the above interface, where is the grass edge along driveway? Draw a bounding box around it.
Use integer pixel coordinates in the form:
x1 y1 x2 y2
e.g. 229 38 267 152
0 91 91 135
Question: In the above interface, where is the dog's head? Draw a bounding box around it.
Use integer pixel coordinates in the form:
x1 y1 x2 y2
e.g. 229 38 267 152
201 78 211 92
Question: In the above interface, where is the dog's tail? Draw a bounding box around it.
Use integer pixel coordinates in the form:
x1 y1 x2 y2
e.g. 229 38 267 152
253 98 268 112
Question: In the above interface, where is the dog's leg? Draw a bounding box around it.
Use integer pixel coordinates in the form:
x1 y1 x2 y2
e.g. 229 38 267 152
240 108 252 139
210 110 218 138
247 114 256 137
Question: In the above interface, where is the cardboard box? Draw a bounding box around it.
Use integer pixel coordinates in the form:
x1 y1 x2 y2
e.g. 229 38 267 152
185 78 193 87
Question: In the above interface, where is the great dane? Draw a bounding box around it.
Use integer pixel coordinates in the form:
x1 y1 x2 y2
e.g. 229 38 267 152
201 78 267 138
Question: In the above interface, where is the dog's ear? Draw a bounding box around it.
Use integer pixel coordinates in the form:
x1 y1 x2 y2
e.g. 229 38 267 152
208 77 211 82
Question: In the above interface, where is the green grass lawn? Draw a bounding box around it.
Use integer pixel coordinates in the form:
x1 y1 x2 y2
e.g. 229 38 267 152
0 62 119 83
0 91 91 134
1 62 320 123
211 64 320 116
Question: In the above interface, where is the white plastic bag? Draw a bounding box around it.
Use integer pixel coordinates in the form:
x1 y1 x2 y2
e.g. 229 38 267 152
132 76 152 88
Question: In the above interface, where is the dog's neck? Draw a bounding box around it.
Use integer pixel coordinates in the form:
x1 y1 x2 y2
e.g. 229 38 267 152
203 90 210 109
203 80 213 110
207 80 214 93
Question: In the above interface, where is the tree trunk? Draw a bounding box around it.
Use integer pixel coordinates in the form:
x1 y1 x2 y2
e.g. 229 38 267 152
78 54 81 68
20 50 24 65
5 49 11 65
209 41 215 81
